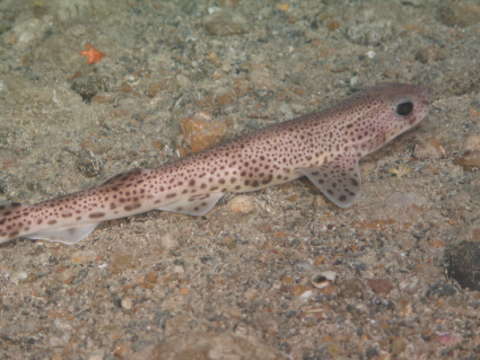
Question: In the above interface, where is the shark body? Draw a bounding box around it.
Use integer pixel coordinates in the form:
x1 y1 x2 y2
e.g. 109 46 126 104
0 83 431 245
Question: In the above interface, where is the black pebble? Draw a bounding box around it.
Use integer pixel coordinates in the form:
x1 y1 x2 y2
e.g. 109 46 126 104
445 241 480 291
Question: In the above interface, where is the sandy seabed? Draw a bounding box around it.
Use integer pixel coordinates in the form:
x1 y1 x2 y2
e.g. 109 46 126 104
1 0 480 359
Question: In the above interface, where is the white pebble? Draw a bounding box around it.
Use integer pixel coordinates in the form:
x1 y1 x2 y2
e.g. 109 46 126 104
88 351 104 360
121 297 133 310
311 271 337 289
173 265 185 274
299 289 314 301
228 195 255 214
11 271 28 282
160 233 178 250
465 135 480 151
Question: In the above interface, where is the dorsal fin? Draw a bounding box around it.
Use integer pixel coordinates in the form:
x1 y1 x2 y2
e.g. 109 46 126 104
0 202 22 215
102 168 144 186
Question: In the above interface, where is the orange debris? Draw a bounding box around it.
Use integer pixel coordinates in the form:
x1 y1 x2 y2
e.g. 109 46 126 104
80 43 105 64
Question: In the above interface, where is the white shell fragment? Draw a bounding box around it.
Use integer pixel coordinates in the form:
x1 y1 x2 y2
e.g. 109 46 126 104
311 271 337 289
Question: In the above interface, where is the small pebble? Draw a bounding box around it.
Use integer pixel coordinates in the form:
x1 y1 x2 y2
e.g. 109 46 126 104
367 278 394 295
445 241 480 290
228 195 255 214
146 82 165 98
159 233 178 250
71 250 97 264
10 270 28 283
121 297 133 310
437 2 480 27
426 282 457 298
345 21 394 46
464 135 480 151
88 353 104 360
434 332 462 346
311 271 336 289
0 80 8 93
387 165 411 177
173 265 185 274
390 337 407 355
4 17 53 49
144 271 158 284
203 10 249 36
49 336 66 347
454 151 480 171
385 192 427 209
112 342 131 358
179 112 226 153
413 138 446 159
298 289 314 301
276 3 290 12
415 45 446 64
248 63 274 90
218 0 241 7
176 74 191 89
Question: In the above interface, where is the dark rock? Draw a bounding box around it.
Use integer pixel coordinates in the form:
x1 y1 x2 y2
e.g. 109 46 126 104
445 241 480 291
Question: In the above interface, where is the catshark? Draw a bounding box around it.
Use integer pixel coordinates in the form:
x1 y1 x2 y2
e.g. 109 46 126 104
0 83 431 245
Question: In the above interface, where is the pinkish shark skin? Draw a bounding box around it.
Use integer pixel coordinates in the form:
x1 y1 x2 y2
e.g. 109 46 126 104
0 83 431 245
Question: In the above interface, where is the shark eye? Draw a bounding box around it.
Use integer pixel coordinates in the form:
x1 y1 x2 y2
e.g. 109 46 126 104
396 100 414 116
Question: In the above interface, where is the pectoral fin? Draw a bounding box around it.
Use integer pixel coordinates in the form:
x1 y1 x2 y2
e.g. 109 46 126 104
298 155 361 208
26 223 99 245
157 192 224 216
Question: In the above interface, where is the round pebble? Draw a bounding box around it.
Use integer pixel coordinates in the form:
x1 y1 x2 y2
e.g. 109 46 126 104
454 151 480 171
180 112 226 153
160 233 178 250
203 10 249 36
88 354 103 360
228 195 255 214
445 241 480 291
413 138 446 159
464 135 480 151
10 271 28 282
121 297 133 310
311 271 337 289
173 265 185 274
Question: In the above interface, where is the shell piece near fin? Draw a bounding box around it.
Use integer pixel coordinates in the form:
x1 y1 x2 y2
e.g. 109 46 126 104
157 192 224 216
26 223 99 245
298 155 361 208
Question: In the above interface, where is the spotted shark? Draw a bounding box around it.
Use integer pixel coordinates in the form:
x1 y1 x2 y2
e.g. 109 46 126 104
0 83 431 245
